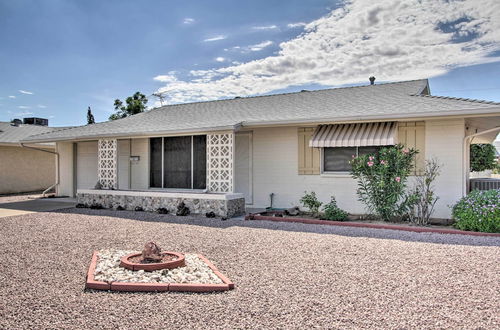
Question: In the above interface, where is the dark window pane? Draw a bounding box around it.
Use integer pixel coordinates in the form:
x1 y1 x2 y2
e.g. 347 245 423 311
164 136 191 188
358 146 383 157
324 147 356 172
150 138 162 187
193 135 207 189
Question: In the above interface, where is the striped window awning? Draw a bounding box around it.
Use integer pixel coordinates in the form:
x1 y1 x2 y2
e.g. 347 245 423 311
309 122 397 147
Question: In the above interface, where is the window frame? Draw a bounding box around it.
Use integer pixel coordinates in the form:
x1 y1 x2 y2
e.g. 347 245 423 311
321 146 388 174
149 135 207 190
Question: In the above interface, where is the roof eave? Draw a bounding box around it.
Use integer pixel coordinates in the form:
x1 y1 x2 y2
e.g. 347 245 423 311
0 142 55 148
20 124 241 143
242 107 500 128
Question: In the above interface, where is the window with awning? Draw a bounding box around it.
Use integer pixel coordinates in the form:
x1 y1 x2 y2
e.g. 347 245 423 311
309 122 397 173
309 122 398 148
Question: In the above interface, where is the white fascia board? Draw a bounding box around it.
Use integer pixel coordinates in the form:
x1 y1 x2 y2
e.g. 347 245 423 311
20 124 240 144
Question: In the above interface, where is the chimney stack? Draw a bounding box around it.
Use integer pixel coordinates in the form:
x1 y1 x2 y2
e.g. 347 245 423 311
369 76 376 85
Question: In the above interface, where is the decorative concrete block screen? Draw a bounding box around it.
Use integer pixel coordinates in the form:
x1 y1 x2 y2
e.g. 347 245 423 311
207 133 234 193
98 139 117 189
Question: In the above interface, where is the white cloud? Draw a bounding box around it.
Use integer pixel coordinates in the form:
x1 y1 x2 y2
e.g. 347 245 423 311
215 57 226 62
155 0 500 104
227 41 274 53
203 35 227 42
287 22 307 28
252 25 278 30
153 74 178 83
183 18 195 24
249 40 274 51
37 104 47 108
19 90 33 95
8 95 16 99
18 106 31 109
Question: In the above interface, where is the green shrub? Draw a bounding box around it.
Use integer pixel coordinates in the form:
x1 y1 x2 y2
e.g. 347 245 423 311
350 144 418 221
323 197 348 221
452 189 500 233
470 144 496 172
300 191 322 217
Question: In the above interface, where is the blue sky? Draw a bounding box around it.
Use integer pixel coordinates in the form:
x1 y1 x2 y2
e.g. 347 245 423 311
0 0 499 127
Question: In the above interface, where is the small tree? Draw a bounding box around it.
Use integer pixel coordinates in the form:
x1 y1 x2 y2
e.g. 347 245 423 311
350 144 417 221
470 144 496 172
407 159 441 225
87 107 95 124
109 92 148 120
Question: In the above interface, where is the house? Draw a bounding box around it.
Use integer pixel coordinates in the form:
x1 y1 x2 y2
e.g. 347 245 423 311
0 118 65 194
21 79 500 218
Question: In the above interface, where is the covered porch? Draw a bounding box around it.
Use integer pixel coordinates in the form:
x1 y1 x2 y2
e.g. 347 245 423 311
66 131 247 217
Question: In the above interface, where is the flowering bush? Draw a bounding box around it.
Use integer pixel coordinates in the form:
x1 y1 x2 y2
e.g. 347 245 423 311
350 144 417 221
452 189 500 233
323 196 348 221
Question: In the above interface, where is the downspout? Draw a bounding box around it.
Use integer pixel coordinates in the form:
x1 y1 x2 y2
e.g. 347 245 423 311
20 143 60 197
462 126 500 196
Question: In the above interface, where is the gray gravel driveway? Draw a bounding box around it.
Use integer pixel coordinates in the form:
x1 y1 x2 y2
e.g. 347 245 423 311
0 208 498 329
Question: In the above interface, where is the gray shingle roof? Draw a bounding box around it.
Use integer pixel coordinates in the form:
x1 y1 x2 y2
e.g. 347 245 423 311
0 122 70 145
22 79 500 143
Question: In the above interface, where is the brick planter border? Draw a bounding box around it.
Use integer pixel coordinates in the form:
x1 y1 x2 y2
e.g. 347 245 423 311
85 251 235 292
245 215 500 237
119 252 185 271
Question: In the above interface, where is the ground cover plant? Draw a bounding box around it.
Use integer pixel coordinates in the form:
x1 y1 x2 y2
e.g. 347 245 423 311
452 189 500 233
322 196 348 221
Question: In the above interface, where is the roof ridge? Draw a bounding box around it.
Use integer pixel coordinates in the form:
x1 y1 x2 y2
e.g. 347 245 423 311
150 79 429 112
410 94 500 105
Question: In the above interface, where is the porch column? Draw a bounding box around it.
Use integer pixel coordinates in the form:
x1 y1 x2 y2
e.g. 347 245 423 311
97 138 118 189
206 132 234 193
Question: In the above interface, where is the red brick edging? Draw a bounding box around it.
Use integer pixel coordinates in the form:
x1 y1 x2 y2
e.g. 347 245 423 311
245 215 500 237
86 251 235 292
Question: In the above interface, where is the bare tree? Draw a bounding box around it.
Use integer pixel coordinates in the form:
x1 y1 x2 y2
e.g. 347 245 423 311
408 159 441 225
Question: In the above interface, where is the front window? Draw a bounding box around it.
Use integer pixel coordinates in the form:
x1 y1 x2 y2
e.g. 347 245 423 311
150 136 207 189
323 146 385 172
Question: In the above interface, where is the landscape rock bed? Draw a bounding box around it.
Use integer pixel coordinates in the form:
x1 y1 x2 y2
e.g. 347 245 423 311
2 208 499 328
86 250 234 292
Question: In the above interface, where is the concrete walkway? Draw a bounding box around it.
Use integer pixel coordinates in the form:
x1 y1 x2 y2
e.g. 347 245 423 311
0 198 76 218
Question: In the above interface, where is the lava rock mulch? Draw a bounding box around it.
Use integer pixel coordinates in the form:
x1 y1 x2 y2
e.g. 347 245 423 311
0 208 499 329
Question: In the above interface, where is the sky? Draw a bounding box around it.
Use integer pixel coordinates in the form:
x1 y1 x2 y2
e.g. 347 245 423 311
0 0 500 128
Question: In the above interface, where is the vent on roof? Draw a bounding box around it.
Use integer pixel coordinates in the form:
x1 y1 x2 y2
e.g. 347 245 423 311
369 76 376 85
23 117 48 126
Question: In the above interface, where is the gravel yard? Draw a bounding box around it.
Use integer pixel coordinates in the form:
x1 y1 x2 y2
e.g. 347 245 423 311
0 208 498 329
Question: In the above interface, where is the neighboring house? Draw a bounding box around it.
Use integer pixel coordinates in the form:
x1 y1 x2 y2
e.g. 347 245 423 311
22 79 500 218
0 118 65 194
